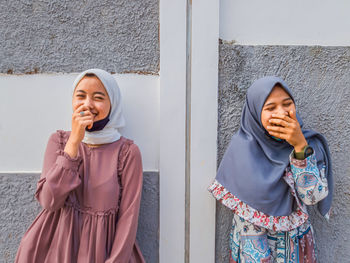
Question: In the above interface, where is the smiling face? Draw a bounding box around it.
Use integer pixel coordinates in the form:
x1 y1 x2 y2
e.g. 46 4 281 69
72 75 111 122
260 84 296 131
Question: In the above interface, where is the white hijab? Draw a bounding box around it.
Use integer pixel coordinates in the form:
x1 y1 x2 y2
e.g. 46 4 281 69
72 69 125 145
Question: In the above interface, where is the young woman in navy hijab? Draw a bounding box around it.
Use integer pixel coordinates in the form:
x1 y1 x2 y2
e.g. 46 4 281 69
209 76 332 262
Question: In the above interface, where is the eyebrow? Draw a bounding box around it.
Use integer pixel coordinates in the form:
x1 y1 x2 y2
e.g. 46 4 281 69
75 89 86 94
75 90 106 96
93 92 106 96
264 98 293 107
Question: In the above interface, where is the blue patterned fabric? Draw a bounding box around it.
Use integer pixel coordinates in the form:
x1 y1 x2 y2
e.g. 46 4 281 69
228 153 323 263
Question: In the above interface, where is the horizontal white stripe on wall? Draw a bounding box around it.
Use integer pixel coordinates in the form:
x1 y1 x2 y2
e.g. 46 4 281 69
220 0 350 46
0 74 159 172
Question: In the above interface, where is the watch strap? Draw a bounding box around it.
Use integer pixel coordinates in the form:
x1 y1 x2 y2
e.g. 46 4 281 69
294 145 313 160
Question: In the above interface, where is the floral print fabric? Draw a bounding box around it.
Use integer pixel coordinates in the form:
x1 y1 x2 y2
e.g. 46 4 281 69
229 214 316 263
209 152 328 262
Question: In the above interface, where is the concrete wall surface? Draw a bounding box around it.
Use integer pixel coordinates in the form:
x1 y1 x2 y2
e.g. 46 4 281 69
0 0 159 74
0 172 159 263
216 43 350 263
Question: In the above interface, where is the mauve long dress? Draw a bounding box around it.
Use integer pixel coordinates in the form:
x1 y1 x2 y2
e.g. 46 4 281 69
15 130 145 263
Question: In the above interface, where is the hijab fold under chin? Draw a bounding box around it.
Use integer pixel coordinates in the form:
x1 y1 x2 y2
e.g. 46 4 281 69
72 69 125 145
216 76 333 217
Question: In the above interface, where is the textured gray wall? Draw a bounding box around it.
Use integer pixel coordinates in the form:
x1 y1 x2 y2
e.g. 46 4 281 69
0 172 159 263
0 0 159 74
138 172 159 263
216 43 350 263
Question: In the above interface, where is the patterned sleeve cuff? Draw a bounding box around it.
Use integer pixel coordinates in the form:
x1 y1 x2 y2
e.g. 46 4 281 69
289 150 316 169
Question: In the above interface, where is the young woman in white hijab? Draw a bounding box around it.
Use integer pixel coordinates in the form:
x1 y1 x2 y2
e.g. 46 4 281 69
15 69 145 263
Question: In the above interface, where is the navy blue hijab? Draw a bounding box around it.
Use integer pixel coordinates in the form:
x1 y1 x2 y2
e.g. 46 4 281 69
216 76 333 217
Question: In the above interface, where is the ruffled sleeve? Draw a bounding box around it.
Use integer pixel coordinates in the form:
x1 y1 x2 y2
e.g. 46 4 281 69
35 131 82 212
105 142 143 263
289 151 328 205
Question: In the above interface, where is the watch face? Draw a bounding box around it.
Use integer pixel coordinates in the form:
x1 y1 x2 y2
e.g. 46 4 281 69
305 146 314 158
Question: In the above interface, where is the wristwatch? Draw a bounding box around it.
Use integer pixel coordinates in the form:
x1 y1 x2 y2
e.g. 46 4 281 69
295 145 314 159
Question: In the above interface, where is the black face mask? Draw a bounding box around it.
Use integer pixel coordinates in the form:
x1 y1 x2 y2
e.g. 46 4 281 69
85 114 110 132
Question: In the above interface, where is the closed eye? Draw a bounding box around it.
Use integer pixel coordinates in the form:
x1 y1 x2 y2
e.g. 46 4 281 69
283 102 293 107
264 106 275 111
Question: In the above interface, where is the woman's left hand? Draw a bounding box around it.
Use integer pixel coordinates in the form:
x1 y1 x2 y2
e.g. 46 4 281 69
266 110 307 152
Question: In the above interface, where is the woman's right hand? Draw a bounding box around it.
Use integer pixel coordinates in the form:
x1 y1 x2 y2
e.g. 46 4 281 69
70 105 94 143
64 105 94 158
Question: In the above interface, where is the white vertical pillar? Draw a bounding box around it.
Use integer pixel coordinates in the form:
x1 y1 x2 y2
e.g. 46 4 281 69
190 0 218 262
159 0 187 262
160 0 218 261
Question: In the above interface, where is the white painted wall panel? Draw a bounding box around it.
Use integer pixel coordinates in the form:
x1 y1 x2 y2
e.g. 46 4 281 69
0 74 159 172
159 0 187 261
220 0 350 45
190 0 218 262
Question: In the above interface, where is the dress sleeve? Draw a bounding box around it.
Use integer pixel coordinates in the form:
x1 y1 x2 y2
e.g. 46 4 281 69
35 131 82 211
105 143 143 263
289 150 328 205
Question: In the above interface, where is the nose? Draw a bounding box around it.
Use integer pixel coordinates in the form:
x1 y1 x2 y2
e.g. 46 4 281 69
83 96 94 109
275 106 287 115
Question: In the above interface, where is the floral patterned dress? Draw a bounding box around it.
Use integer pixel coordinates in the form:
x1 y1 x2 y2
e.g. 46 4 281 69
209 152 329 263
